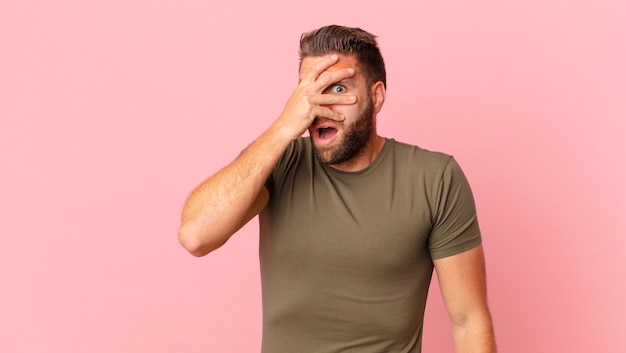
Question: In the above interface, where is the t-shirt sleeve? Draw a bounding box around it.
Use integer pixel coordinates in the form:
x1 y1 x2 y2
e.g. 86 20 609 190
428 157 482 259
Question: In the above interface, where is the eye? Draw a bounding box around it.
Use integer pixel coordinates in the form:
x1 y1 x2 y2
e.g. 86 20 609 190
329 85 346 94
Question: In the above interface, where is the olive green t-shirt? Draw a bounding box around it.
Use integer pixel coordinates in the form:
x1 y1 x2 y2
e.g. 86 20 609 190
259 137 481 353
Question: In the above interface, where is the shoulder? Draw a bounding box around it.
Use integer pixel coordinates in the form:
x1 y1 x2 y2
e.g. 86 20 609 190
270 137 314 180
286 137 312 156
388 139 451 160
386 138 456 175
275 137 312 164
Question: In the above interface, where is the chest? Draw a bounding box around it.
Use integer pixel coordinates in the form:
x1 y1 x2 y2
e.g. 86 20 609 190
264 166 435 276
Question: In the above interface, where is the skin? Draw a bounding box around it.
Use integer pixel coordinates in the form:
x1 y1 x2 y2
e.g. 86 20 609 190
299 54 386 171
435 245 497 352
178 53 496 352
178 54 358 256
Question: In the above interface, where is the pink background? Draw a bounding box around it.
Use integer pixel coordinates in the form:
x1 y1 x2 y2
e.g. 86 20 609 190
1 1 624 352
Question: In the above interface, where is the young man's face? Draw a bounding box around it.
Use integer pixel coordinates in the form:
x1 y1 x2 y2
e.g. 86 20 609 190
299 54 376 166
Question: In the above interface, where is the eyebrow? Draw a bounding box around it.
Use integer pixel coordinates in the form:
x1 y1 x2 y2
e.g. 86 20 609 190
297 77 355 86
297 68 358 84
333 78 356 87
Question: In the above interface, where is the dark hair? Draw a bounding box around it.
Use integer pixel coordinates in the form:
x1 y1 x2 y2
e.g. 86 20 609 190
299 25 386 88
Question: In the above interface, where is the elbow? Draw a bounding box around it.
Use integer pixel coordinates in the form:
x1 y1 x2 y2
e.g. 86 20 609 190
449 308 494 336
178 222 223 257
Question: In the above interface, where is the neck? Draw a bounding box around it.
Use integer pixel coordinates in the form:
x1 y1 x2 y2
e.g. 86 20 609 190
329 135 385 172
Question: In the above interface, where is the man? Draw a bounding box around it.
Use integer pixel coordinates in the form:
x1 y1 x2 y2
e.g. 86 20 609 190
178 25 496 353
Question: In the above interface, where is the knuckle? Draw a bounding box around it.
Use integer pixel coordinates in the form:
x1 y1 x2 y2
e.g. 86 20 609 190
301 94 312 105
318 73 332 86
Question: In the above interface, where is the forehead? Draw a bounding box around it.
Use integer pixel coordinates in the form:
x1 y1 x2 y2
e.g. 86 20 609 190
299 54 360 78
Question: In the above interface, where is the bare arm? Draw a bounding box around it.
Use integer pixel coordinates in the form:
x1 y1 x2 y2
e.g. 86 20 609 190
177 130 281 257
433 245 497 353
178 54 357 256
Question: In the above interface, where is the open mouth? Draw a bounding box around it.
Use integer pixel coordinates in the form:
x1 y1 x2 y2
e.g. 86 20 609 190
313 124 339 146
318 127 338 139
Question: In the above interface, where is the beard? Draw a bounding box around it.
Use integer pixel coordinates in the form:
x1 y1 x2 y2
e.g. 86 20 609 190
312 97 374 166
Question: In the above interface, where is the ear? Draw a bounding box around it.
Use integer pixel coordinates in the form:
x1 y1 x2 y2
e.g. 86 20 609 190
371 81 386 114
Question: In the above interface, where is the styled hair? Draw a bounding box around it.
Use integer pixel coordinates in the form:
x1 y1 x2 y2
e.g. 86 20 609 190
299 25 386 88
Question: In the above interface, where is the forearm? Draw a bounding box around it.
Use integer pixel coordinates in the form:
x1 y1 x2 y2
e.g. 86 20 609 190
178 54 356 256
178 122 291 256
451 311 496 353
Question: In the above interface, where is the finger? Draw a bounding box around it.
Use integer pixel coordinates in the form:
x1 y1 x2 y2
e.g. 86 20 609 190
310 106 346 122
300 54 339 83
309 93 357 106
312 67 355 92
